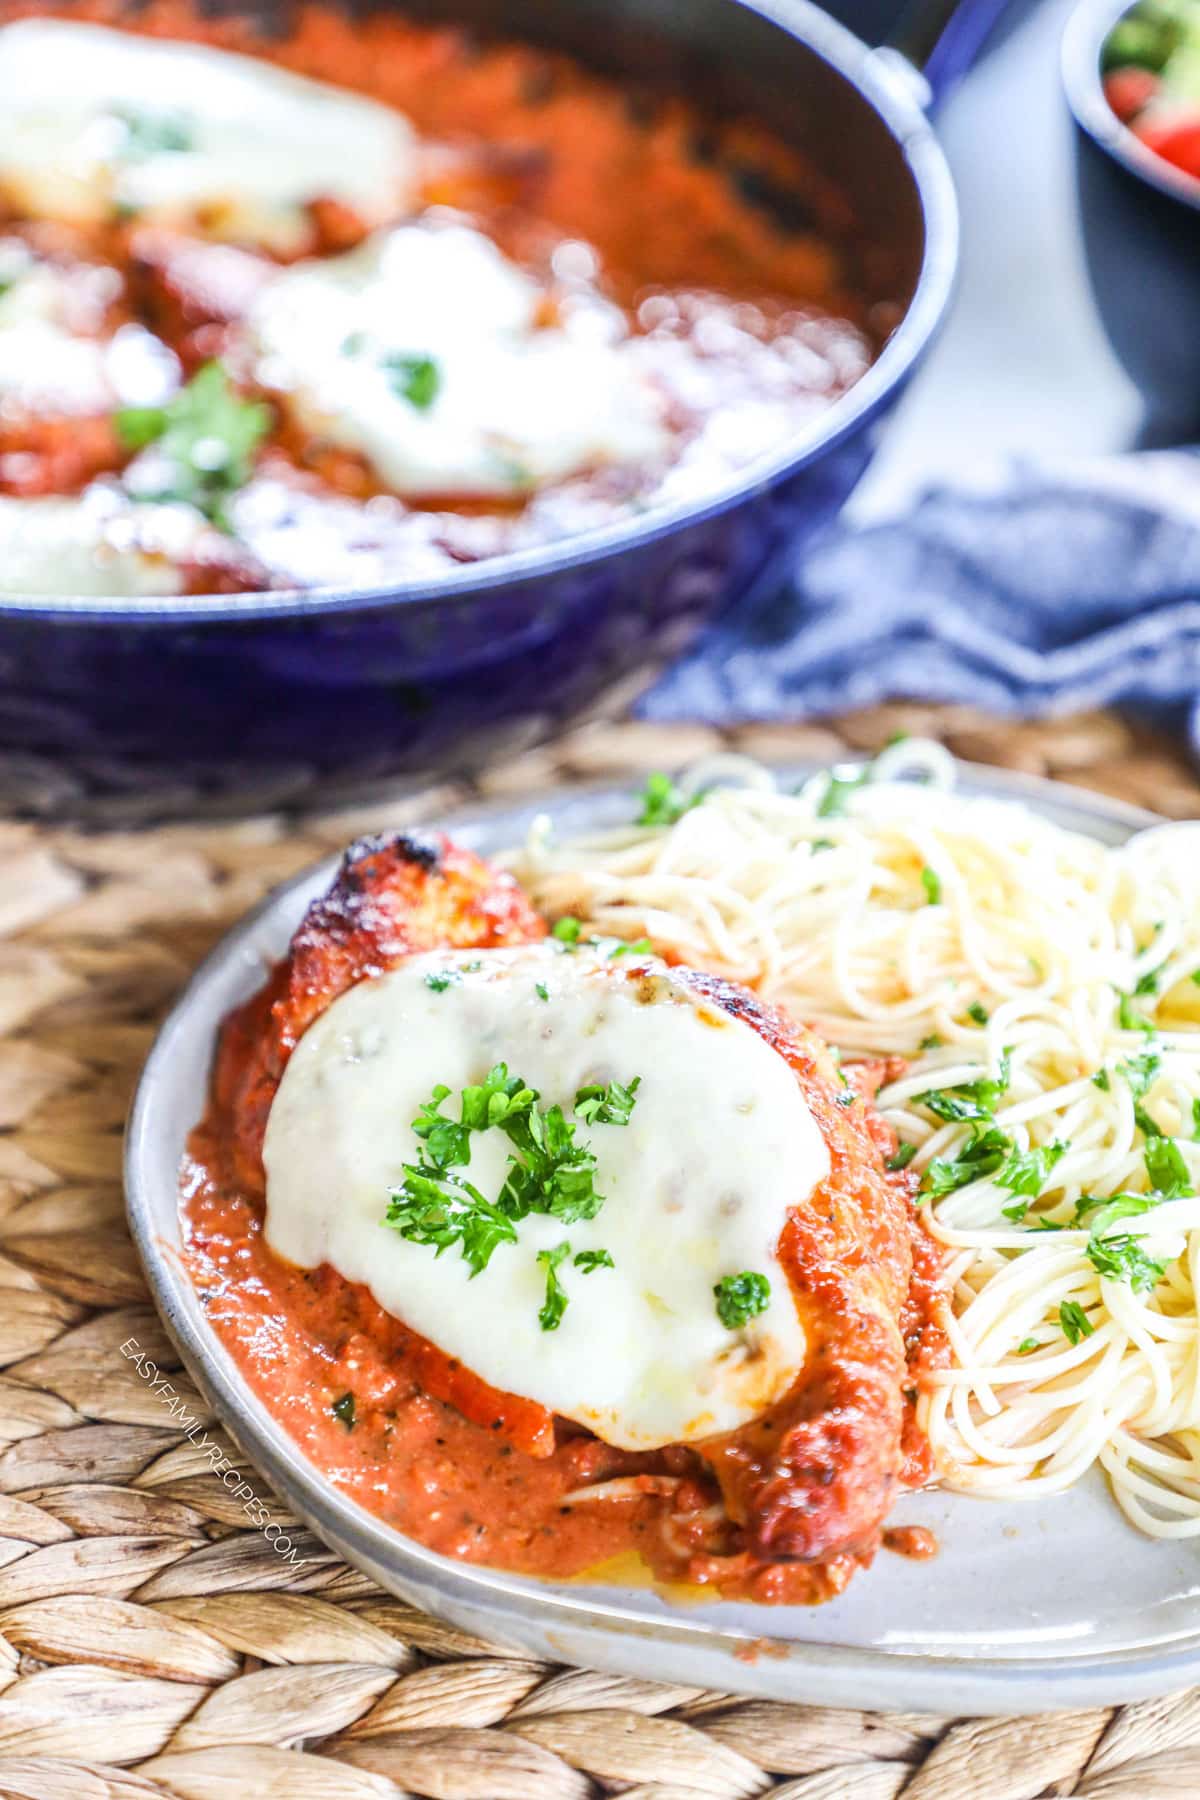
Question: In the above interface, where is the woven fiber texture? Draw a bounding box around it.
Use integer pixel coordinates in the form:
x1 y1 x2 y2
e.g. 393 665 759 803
0 705 1198 1800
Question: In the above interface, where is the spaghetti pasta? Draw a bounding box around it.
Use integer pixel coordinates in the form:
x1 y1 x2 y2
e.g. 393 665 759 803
508 744 1200 1537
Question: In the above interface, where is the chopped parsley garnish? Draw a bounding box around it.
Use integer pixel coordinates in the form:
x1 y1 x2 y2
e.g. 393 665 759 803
424 970 458 993
1194 1098 1200 1141
497 1099 603 1225
412 1084 469 1169
921 1125 1010 1199
886 1141 917 1172
1117 991 1156 1034
1134 968 1160 997
1119 1048 1161 1098
817 765 871 819
635 771 702 828
459 1064 539 1134
382 352 441 410
384 1167 519 1277
1118 1047 1165 1138
966 1001 990 1026
1079 1192 1154 1234
918 1053 1012 1123
389 1062 638 1302
919 1033 944 1051
921 866 942 906
384 1059 647 1330
1193 970 1200 987
549 915 653 961
1093 1068 1111 1091
536 1243 615 1330
1058 1301 1094 1346
113 105 194 158
537 1241 572 1331
1086 1232 1166 1292
996 1140 1067 1199
331 1392 356 1429
115 361 271 530
535 982 550 1002
714 1270 771 1329
574 1248 614 1273
1145 1136 1193 1199
1016 1337 1042 1355
574 1077 641 1128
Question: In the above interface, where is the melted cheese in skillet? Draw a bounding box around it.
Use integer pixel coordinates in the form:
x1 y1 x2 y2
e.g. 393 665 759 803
248 223 671 497
262 943 830 1451
0 488 208 596
0 242 178 417
0 20 416 250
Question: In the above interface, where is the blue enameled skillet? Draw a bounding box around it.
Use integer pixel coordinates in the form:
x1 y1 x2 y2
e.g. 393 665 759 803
0 0 961 822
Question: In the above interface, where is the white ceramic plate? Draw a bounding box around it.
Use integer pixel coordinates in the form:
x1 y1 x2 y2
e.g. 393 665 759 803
127 763 1200 1716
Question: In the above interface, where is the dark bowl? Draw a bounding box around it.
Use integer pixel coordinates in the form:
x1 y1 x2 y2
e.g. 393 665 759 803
0 0 957 823
1064 0 1200 445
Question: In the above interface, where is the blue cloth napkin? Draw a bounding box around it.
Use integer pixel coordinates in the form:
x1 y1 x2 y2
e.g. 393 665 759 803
637 453 1200 763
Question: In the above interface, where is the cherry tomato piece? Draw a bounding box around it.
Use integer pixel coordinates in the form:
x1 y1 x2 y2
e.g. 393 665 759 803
1137 115 1200 179
1103 66 1159 122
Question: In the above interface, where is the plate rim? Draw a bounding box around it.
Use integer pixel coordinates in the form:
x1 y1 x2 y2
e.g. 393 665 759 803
126 758 1200 1716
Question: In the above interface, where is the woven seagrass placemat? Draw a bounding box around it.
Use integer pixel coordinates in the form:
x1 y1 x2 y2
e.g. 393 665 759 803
1 704 1198 1800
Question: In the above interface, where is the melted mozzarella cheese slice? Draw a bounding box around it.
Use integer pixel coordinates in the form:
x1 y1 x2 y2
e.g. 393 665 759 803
248 223 670 497
0 21 416 251
263 944 830 1451
0 488 209 596
0 242 178 416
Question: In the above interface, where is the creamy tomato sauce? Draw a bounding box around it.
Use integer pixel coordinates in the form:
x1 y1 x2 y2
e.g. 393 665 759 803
0 2 886 593
183 1134 941 1602
181 836 949 1605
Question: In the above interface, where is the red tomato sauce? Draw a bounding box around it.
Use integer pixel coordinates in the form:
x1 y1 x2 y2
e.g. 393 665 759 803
183 1133 945 1603
1 1 892 587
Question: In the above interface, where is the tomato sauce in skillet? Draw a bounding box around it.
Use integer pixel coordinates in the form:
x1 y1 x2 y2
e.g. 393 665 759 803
0 1 891 592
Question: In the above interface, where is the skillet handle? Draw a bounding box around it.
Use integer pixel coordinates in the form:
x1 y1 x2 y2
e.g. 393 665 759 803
885 0 1011 104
